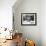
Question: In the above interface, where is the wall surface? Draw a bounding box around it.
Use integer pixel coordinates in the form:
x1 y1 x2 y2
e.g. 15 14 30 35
41 0 46 46
13 0 42 46
0 0 16 30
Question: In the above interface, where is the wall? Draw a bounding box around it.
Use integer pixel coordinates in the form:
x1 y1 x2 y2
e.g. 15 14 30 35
13 0 41 46
0 0 16 30
41 0 46 46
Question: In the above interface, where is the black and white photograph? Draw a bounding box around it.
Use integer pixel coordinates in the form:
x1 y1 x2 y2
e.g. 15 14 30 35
21 13 37 25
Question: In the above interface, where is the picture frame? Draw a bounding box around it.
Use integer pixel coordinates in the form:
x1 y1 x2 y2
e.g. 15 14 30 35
21 13 37 26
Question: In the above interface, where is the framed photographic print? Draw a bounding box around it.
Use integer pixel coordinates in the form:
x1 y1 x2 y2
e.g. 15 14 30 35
21 13 37 26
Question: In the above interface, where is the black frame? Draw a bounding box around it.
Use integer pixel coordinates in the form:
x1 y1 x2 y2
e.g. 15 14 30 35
21 13 37 26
